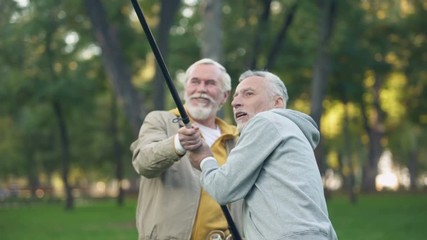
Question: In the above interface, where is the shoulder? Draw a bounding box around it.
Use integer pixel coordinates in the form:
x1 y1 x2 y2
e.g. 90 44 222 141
246 110 294 133
242 112 278 136
216 117 238 136
145 110 176 120
252 110 284 124
143 111 179 127
254 109 294 124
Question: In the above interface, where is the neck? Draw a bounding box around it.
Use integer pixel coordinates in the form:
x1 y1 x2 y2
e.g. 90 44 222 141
194 116 217 129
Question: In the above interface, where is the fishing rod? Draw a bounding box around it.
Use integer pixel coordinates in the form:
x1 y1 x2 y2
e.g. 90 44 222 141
130 0 190 127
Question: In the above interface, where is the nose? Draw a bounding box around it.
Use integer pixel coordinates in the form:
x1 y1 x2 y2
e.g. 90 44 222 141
196 81 207 93
231 96 241 109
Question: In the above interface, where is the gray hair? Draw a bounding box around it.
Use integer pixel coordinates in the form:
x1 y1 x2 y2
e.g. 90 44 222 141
238 70 289 105
184 58 231 92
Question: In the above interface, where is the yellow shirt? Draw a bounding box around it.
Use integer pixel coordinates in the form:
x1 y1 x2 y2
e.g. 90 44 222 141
170 108 238 240
191 133 232 240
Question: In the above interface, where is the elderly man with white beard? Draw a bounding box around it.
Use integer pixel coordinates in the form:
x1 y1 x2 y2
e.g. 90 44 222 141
130 58 242 240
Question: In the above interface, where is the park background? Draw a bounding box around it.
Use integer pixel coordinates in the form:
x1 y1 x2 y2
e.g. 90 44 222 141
0 0 426 239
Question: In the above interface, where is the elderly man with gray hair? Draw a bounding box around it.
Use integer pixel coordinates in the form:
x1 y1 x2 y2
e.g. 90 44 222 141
182 70 338 240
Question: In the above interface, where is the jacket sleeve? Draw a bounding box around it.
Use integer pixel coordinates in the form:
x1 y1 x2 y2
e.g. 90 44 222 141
130 111 182 178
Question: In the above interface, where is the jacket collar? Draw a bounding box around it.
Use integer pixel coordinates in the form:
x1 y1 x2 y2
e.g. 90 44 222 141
169 107 238 137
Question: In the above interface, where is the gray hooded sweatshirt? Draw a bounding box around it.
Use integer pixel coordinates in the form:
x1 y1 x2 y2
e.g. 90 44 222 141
200 109 338 240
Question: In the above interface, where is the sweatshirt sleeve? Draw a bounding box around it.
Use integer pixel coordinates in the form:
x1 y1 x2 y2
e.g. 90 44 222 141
201 115 282 205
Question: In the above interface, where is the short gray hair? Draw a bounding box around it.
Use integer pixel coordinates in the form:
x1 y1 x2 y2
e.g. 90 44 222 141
184 58 231 92
238 70 289 104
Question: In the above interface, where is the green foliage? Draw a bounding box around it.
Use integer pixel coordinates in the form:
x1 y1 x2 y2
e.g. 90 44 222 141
0 0 134 183
0 0 426 191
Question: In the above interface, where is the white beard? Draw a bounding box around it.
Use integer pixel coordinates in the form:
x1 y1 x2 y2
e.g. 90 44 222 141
187 104 215 120
236 121 248 133
185 93 220 120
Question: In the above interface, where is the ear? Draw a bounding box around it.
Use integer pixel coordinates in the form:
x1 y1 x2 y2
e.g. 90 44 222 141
221 91 230 105
274 96 284 108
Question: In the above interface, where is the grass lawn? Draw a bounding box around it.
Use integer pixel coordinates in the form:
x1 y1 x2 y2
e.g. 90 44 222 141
328 192 427 240
1 193 426 239
0 199 137 240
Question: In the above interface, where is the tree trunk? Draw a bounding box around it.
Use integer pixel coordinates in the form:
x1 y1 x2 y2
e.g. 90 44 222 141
44 14 73 210
153 0 181 110
360 73 384 193
343 100 357 204
406 125 418 192
310 0 336 175
52 101 74 210
110 94 124 206
26 148 40 200
265 2 298 70
248 0 271 69
85 0 146 136
200 0 225 117
408 149 418 192
201 0 223 62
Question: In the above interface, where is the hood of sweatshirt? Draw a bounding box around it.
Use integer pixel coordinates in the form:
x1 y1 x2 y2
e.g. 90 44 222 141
270 108 320 149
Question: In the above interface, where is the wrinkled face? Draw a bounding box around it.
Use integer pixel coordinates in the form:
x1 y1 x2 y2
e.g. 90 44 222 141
232 76 281 132
184 64 228 120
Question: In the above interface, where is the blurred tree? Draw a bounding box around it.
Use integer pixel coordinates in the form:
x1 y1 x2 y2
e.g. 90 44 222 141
386 0 427 191
1 0 426 203
152 0 181 110
85 0 146 136
248 0 272 69
310 0 337 177
327 0 370 199
0 0 134 208
201 0 223 61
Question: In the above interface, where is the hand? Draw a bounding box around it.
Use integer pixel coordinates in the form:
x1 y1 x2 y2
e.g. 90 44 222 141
188 141 213 170
177 126 202 151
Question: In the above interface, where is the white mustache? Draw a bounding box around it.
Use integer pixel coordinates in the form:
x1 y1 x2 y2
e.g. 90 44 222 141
188 93 215 104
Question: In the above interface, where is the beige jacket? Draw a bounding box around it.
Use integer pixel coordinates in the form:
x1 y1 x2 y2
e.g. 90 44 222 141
130 110 242 240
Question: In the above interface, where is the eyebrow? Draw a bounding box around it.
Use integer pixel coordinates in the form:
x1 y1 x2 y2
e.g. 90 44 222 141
190 77 218 82
233 87 255 97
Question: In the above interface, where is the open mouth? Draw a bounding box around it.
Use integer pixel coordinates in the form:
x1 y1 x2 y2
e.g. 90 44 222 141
235 112 247 120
